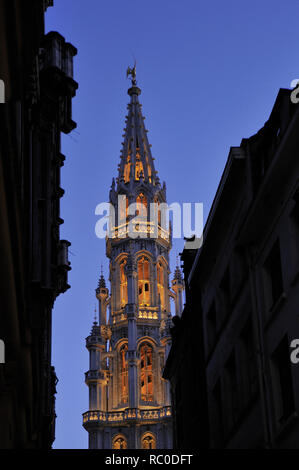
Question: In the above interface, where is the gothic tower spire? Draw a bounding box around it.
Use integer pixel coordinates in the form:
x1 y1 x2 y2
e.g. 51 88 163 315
117 77 159 190
83 68 178 450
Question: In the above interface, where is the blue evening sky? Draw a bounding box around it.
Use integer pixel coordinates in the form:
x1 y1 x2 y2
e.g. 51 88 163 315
46 0 299 449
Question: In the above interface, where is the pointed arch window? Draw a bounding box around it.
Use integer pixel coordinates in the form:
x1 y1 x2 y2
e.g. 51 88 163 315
154 196 161 226
141 433 156 449
120 344 128 404
135 153 144 180
136 193 147 219
157 261 165 310
120 259 127 307
124 156 131 183
140 343 153 402
112 435 128 449
145 154 152 183
138 257 151 306
119 195 129 223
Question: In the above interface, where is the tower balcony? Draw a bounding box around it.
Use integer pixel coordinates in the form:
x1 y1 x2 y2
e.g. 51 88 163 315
112 310 127 324
109 222 170 242
112 307 160 324
83 406 172 426
85 370 106 382
138 307 159 320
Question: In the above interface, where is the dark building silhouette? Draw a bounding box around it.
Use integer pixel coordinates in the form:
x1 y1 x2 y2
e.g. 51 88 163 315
0 0 77 448
164 87 299 449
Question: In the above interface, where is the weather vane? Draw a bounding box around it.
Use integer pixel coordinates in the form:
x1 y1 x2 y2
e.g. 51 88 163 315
126 61 137 86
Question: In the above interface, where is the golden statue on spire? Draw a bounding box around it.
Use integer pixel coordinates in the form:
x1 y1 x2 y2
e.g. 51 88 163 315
126 61 137 85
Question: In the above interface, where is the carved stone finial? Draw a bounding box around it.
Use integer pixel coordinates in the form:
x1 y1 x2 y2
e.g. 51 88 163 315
96 264 107 293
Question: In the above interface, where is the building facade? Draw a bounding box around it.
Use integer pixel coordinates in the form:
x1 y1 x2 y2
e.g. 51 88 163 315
83 72 183 449
164 87 299 449
0 0 77 448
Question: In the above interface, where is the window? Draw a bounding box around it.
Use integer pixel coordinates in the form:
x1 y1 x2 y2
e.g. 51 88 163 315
272 336 295 424
135 152 144 180
154 196 162 226
136 193 147 219
112 435 127 449
120 344 128 404
119 195 129 223
157 261 165 310
141 433 156 449
140 343 153 402
124 155 131 183
138 257 150 306
146 154 152 183
264 240 283 309
120 259 127 307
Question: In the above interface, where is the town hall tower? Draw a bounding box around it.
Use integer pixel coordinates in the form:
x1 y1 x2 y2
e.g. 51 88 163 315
83 68 183 449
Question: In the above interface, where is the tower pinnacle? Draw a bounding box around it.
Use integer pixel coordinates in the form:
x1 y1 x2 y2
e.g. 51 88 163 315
171 258 184 317
96 265 106 292
110 66 161 194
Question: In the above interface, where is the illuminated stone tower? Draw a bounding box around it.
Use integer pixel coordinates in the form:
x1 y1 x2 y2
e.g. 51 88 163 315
83 68 183 449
